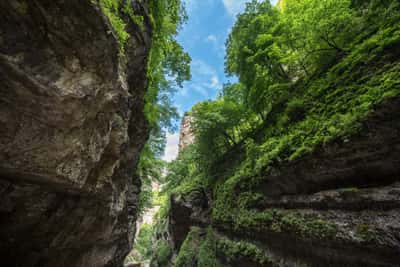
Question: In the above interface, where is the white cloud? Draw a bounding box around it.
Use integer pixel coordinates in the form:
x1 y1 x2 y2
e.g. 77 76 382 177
185 60 223 97
192 60 217 77
184 0 198 12
163 133 180 162
179 87 188 96
205 34 223 54
222 0 271 16
175 104 185 117
184 0 214 13
193 84 210 97
222 0 248 15
205 34 218 44
211 75 220 88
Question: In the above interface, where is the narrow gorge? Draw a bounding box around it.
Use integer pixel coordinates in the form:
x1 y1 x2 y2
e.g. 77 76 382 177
1 0 399 267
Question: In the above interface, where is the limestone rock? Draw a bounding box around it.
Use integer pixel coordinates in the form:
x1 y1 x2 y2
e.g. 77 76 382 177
0 1 152 266
164 98 400 267
178 114 195 152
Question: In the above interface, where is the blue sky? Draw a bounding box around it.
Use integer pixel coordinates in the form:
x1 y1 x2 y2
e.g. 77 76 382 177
163 0 278 161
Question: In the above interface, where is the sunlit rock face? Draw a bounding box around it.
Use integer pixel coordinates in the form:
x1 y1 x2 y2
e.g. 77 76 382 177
0 1 151 266
178 114 195 151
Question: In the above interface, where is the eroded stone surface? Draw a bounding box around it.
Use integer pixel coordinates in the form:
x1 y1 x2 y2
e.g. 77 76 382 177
178 115 195 152
0 1 151 266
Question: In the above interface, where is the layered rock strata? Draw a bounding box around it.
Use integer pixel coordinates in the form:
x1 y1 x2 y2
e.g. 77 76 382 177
165 97 400 267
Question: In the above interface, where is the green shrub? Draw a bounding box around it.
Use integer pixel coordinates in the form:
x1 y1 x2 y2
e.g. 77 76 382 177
175 227 203 267
216 237 271 265
154 240 172 266
198 229 221 267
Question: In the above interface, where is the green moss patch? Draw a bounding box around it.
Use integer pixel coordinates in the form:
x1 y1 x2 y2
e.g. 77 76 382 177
216 237 272 265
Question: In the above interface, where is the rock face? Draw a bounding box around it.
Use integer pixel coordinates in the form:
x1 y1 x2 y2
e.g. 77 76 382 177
164 98 400 267
178 114 195 152
169 189 210 250
0 1 151 266
237 97 400 267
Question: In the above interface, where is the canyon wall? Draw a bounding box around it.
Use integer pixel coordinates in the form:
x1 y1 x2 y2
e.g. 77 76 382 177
159 98 400 267
0 1 151 266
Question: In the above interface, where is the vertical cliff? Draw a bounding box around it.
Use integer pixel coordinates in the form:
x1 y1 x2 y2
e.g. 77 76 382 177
178 114 195 152
0 1 152 266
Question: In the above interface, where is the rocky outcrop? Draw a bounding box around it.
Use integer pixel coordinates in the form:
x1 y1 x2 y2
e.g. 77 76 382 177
0 1 152 266
163 97 400 267
169 189 210 249
214 97 400 267
178 114 194 152
148 189 210 267
258 97 400 197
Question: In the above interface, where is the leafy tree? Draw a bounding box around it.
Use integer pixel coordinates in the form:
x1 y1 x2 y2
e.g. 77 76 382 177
153 1 400 265
192 98 249 164
134 224 154 261
225 0 359 121
146 0 191 135
281 0 357 74
163 145 198 193
137 0 191 211
226 0 289 118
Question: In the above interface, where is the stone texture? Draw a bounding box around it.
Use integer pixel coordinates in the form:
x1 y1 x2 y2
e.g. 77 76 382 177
0 1 152 266
170 189 210 250
178 114 195 152
164 97 400 267
215 97 400 267
258 97 400 197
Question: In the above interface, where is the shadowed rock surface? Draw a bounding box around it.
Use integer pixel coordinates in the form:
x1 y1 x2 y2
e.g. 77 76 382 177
0 0 152 266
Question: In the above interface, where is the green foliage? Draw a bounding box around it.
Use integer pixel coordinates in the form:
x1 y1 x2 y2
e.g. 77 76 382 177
192 98 248 165
204 0 400 225
163 143 216 196
217 237 271 265
156 1 400 265
226 0 290 116
99 0 130 51
137 0 191 200
281 0 357 73
198 229 221 267
153 240 173 266
214 201 338 241
99 0 191 215
175 227 203 267
210 0 399 241
134 224 154 261
355 224 377 242
163 145 199 192
146 0 191 133
137 143 165 216
146 196 173 266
